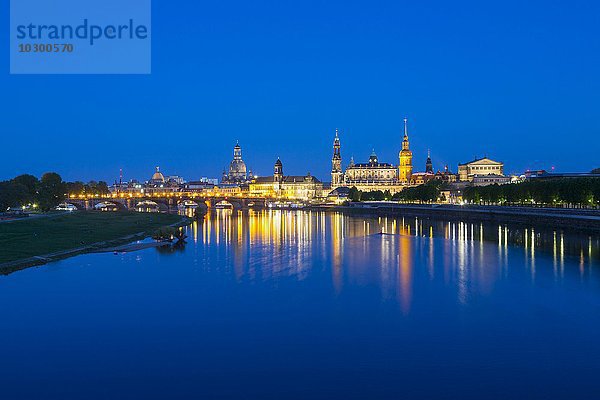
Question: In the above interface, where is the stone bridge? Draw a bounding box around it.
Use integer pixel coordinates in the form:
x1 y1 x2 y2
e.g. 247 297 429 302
65 196 268 211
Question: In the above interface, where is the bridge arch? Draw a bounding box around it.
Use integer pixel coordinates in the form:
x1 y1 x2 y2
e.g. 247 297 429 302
93 201 127 211
135 200 169 212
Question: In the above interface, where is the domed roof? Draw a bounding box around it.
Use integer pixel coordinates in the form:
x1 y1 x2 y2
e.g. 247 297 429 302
151 166 165 182
275 158 282 166
229 159 247 175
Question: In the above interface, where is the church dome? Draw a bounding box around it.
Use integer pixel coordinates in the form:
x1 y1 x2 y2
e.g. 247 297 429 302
223 142 248 183
229 159 247 176
151 166 165 182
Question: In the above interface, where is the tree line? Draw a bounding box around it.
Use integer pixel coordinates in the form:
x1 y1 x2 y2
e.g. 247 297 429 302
346 177 600 207
0 173 110 212
348 180 447 203
463 178 600 207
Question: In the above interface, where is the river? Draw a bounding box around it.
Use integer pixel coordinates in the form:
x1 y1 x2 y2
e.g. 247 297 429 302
1 210 599 399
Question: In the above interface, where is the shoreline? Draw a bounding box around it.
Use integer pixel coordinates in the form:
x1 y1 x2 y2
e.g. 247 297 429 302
0 214 191 276
306 203 600 232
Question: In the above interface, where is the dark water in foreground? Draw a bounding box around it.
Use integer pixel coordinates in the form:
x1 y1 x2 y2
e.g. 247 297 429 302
1 210 600 399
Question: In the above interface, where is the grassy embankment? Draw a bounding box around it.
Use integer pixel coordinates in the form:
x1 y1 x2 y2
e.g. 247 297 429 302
0 211 188 266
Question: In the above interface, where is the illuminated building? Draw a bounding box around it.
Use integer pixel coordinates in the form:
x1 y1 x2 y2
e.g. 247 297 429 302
329 118 416 194
458 157 504 182
434 165 458 183
109 166 184 195
409 172 435 186
144 166 181 193
250 158 323 199
345 150 398 184
331 129 343 186
472 174 511 186
222 142 253 184
184 181 216 192
327 186 351 204
524 170 600 180
409 150 436 185
398 118 413 184
166 175 185 185
149 166 165 184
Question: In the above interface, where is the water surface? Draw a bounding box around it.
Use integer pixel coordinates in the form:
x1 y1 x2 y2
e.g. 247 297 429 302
1 210 600 399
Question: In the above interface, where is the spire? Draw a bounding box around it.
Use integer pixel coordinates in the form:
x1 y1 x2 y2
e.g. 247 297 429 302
403 118 408 138
333 128 341 148
426 149 433 173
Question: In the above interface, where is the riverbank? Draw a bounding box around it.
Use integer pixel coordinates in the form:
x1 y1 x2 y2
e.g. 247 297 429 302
0 211 191 275
307 203 600 231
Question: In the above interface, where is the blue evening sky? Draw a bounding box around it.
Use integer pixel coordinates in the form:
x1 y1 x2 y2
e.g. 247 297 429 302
1 0 599 183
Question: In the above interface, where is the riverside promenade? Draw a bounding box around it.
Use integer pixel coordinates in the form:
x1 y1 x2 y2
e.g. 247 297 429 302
309 203 600 231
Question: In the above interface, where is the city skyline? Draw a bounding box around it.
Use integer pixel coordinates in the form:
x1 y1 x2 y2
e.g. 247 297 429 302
1 121 596 184
1 0 599 182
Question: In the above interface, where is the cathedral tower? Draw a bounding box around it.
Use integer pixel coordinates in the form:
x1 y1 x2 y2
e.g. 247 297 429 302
274 158 283 184
398 118 413 183
331 129 343 187
425 149 433 173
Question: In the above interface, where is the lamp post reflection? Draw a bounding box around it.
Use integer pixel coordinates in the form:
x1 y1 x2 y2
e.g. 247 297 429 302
178 210 599 308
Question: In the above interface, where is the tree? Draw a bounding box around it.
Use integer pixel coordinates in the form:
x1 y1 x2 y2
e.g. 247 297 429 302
38 172 65 211
349 186 361 202
12 174 38 203
362 190 385 201
0 180 29 210
65 181 85 196
96 181 110 195
394 180 444 203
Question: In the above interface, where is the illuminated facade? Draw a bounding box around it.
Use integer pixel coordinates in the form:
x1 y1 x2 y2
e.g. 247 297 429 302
409 150 438 185
410 172 435 186
344 151 398 183
458 157 504 182
109 166 186 195
250 158 323 199
398 118 413 184
434 165 458 183
222 142 252 184
330 118 415 193
331 129 343 186
150 166 165 184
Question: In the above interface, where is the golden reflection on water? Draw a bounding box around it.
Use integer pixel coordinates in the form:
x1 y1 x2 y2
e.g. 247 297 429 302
178 210 599 311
